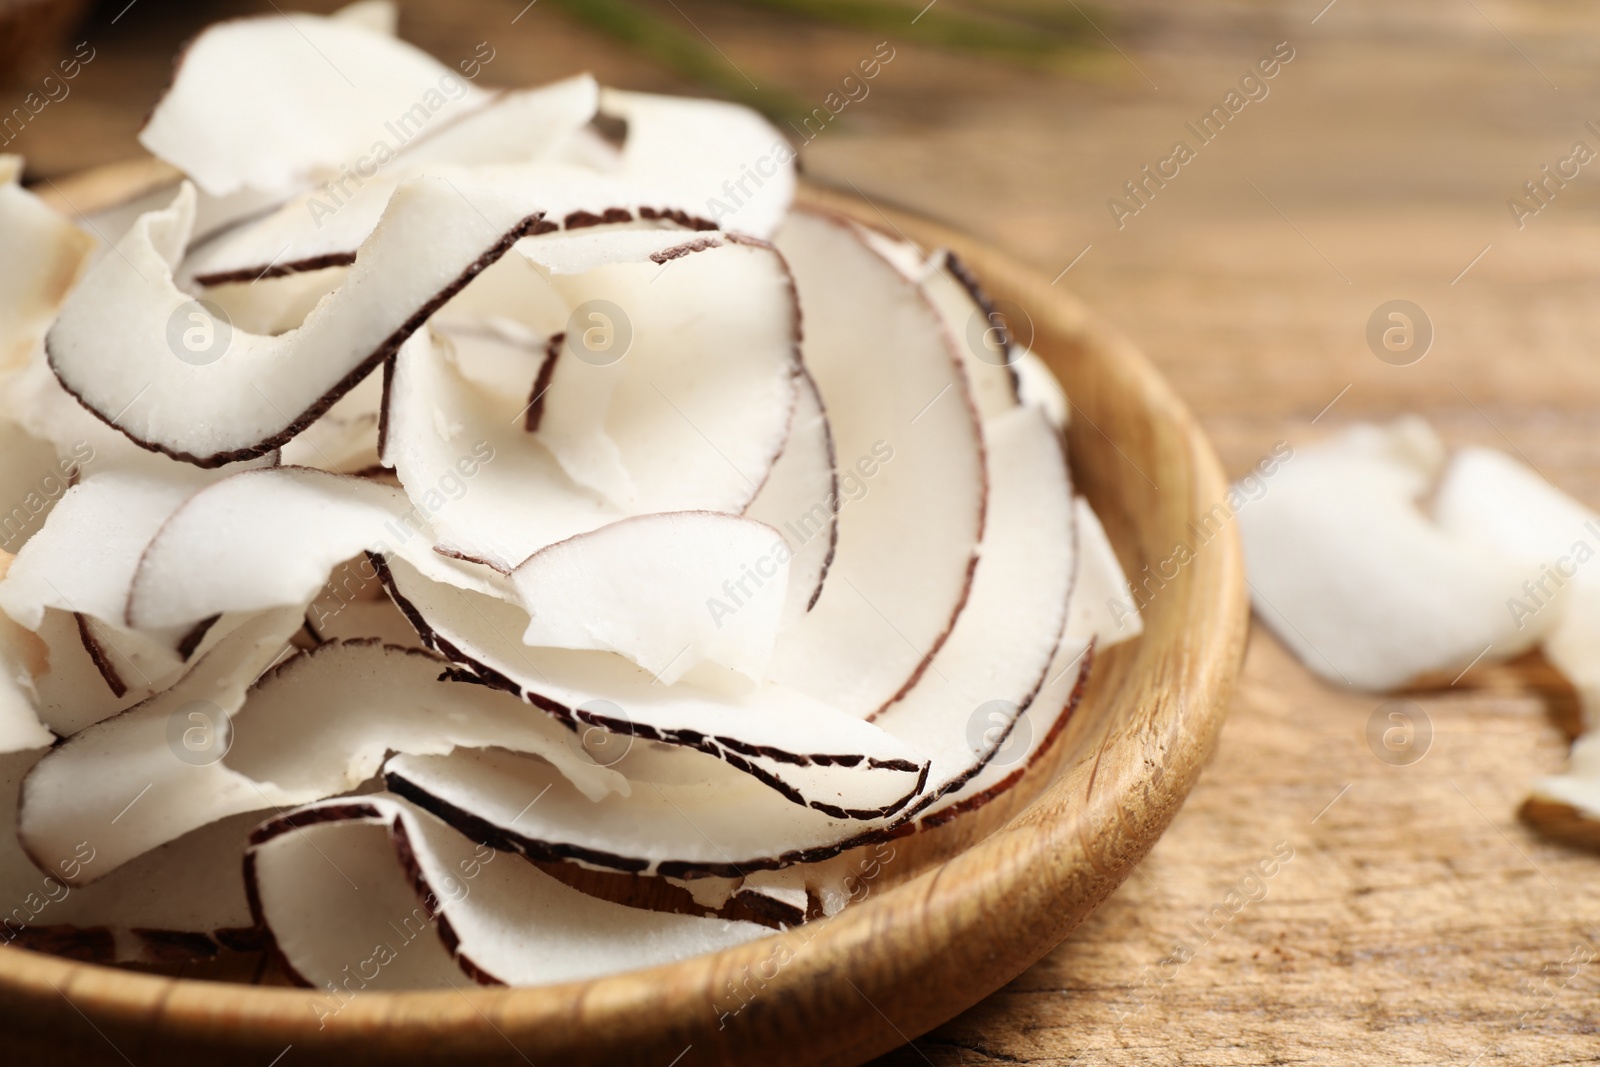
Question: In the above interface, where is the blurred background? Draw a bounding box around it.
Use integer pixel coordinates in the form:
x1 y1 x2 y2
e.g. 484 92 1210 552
7 1 1600 1063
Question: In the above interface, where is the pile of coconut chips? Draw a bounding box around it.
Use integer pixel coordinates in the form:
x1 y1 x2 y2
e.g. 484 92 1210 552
0 4 1140 988
1240 416 1600 839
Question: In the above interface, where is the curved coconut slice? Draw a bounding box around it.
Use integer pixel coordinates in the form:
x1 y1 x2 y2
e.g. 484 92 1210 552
383 404 1072 876
1241 418 1547 690
913 635 1094 832
520 232 798 513
139 9 488 198
911 496 1147 830
1433 446 1600 727
248 792 768 989
125 465 501 631
767 208 986 715
18 608 302 883
0 748 93 955
600 88 794 239
511 513 788 686
0 157 93 373
180 78 601 287
856 225 1018 421
41 810 264 963
743 368 838 620
26 611 146 736
21 632 624 886
0 553 51 752
381 554 928 819
75 615 185 699
25 607 248 740
937 251 1022 417
0 472 200 631
1068 496 1143 647
386 235 799 569
47 176 550 468
384 329 613 571
386 745 861 880
1015 350 1069 429
869 406 1072 808
0 417 72 553
0 344 280 486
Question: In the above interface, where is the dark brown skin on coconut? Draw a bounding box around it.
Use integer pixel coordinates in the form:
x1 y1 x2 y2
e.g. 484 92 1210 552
369 553 931 821
48 211 549 470
380 627 1076 882
193 204 718 291
245 803 506 987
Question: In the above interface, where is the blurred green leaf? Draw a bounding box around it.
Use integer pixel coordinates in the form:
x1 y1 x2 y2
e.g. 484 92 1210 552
731 0 1093 62
547 0 809 117
546 0 1099 125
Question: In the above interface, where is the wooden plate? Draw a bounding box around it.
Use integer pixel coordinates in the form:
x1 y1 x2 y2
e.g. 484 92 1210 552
2 166 1249 1066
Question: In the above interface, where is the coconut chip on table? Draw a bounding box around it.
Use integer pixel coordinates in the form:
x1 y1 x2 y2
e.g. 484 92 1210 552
0 1 1141 984
1238 415 1600 841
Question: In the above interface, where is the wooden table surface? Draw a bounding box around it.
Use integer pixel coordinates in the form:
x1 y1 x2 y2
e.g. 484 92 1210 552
9 1 1600 1063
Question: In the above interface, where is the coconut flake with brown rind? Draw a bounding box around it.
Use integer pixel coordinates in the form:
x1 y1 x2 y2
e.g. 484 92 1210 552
179 79 601 287
380 553 929 819
765 208 986 717
1240 417 1548 690
744 368 837 621
380 403 1072 875
600 88 794 240
139 8 490 198
511 512 788 686
47 176 567 468
386 235 798 570
20 631 625 887
518 231 798 515
125 465 504 631
248 792 769 989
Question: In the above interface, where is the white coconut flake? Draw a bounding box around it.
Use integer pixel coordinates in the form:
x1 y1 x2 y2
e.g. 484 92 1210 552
1240 418 1548 690
20 630 625 886
139 9 490 198
1433 445 1600 727
767 208 986 716
125 465 503 631
744 369 837 621
0 157 93 374
600 88 795 239
512 512 788 686
249 792 769 988
0 472 200 631
48 177 567 467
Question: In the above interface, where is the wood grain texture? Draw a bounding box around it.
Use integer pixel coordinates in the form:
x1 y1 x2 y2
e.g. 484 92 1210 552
0 166 1247 1065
